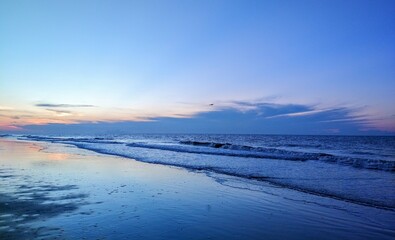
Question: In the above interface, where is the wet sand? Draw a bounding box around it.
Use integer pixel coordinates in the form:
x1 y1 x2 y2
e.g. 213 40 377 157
1 139 394 239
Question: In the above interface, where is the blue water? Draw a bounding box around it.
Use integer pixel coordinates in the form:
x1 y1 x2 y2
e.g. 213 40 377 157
14 134 395 210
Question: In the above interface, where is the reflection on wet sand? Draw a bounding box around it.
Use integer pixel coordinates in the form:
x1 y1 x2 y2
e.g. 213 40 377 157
0 168 88 239
45 153 70 161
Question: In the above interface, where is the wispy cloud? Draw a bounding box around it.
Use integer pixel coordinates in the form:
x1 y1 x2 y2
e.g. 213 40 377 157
35 103 95 108
0 106 14 111
45 109 72 114
265 108 332 119
45 109 73 117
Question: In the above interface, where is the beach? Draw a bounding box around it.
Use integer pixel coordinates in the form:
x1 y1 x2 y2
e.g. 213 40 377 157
1 138 394 239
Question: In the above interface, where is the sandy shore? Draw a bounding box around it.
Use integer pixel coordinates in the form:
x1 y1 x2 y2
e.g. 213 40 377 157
0 139 394 239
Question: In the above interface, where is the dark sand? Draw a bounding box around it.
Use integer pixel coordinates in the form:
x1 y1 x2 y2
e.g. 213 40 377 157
1 139 394 239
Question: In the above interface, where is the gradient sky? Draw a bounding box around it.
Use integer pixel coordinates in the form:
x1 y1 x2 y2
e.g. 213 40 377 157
1 0 394 135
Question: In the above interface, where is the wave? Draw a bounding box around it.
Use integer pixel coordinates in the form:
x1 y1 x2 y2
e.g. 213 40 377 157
180 140 323 149
126 142 315 161
20 135 395 172
20 135 123 145
178 141 395 172
180 140 330 156
283 143 322 148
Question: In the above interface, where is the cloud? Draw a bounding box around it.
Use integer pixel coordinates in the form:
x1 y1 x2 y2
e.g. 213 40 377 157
45 109 73 117
1 99 393 134
35 103 95 108
265 109 331 119
11 101 393 135
0 124 23 131
0 106 14 111
46 109 71 113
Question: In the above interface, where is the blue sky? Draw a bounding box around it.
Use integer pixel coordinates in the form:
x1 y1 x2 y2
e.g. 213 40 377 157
0 0 394 134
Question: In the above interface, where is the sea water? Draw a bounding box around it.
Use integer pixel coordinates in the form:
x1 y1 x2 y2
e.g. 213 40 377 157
15 134 395 210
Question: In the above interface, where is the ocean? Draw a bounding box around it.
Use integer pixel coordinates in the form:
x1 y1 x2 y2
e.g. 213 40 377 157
17 134 395 210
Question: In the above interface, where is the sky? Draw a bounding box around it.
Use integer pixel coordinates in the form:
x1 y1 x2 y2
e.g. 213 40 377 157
0 0 394 135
